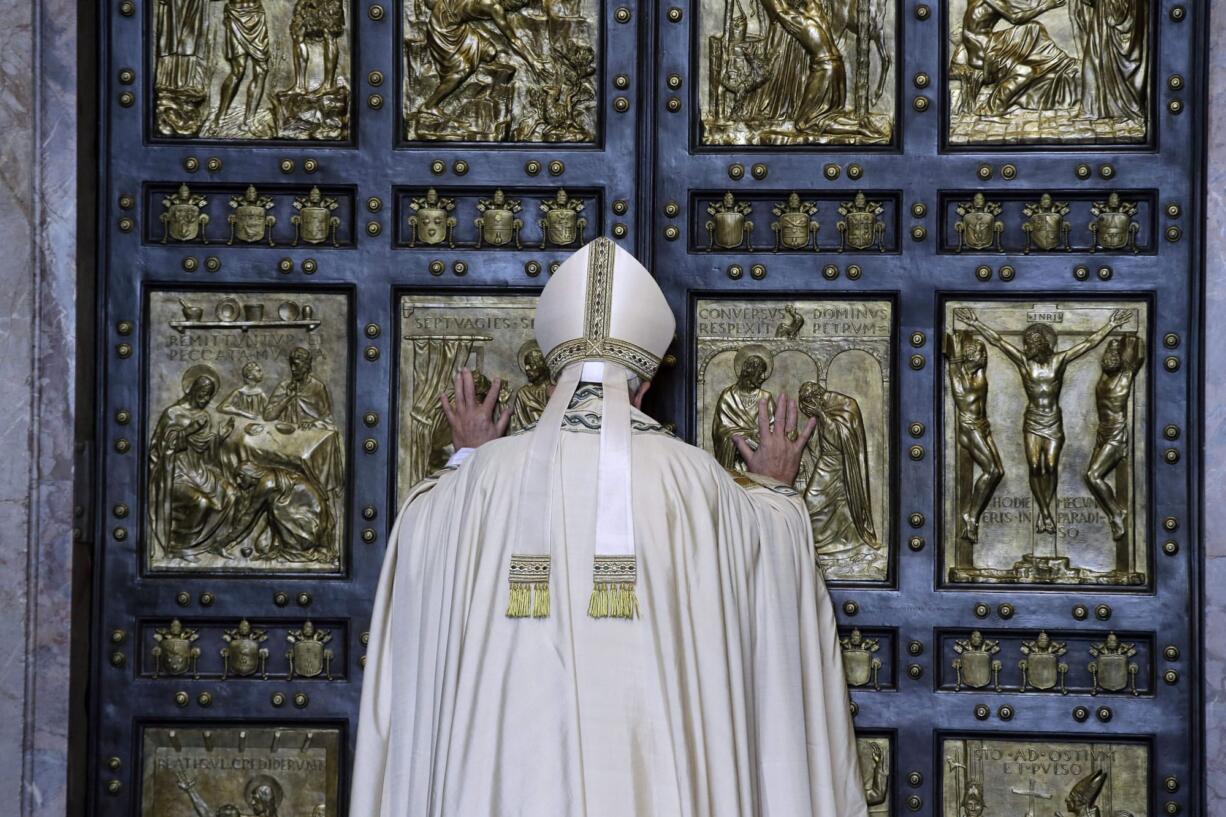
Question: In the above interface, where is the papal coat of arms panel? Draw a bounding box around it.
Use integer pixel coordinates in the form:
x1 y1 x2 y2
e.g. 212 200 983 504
150 0 353 140
695 298 893 583
144 290 350 574
139 726 341 817
397 294 546 503
945 0 1151 146
941 299 1149 587
698 0 898 146
401 0 600 142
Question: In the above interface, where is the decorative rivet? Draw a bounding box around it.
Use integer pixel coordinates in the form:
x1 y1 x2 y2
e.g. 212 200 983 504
1073 705 1090 722
612 223 628 238
614 96 631 112
998 265 1015 281
199 592 214 606
998 603 1014 619
911 202 927 218
363 438 378 454
1163 540 1179 555
297 592 312 607
1094 604 1111 620
907 640 924 656
278 258 294 273
667 7 683 22
1164 776 1180 793
975 265 992 281
368 70 384 86
118 194 135 210
182 257 198 272
909 354 925 370
842 600 859 616
1164 645 1180 661
548 160 565 176
1099 164 1115 179
665 74 681 91
911 226 927 241
116 409 131 425
906 795 922 812
452 160 469 175
1074 264 1090 280
845 264 862 280
1164 356 1180 372
973 602 990 618
847 164 863 180
612 199 629 215
977 164 992 180
430 160 446 175
362 413 379 430
110 651 125 668
273 591 289 607
362 528 376 543
293 692 309 708
1001 164 1017 180
175 691 190 708
913 72 929 88
1164 333 1180 348
548 262 560 275
822 264 839 280
908 445 924 460
909 422 925 437
280 159 295 173
614 6 631 22
197 692 213 707
751 163 768 180
823 163 840 180
107 756 122 771
1166 226 1183 242
114 438 131 453
1170 5 1185 20
112 527 127 541
1096 706 1112 722
613 73 630 89
362 505 377 520
1168 99 1184 115
303 158 319 173
524 260 542 277
1164 801 1181 816
907 664 923 680
912 96 929 112
663 225 680 241
1097 265 1112 280
907 772 923 787
1072 603 1089 620
365 221 381 236
1163 669 1179 685
182 156 199 173
1168 74 1185 91
524 160 541 176
1075 163 1092 180
176 591 191 607
998 705 1014 721
364 346 380 361
453 260 468 276
117 320 133 336
664 201 680 218
908 536 925 552
728 163 745 180
749 263 767 280
915 3 930 19
270 692 286 707
1164 448 1180 464
909 511 925 528
204 256 221 272
117 217 135 233
368 3 385 19
113 503 129 520
727 264 743 280
111 628 127 645
429 260 445 276
974 704 990 720
849 701 858 717
364 323 381 339
206 157 222 172
119 1 135 16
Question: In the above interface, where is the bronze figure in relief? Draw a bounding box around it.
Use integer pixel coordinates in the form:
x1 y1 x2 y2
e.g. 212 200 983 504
1019 631 1069 693
153 619 202 679
711 345 776 471
858 738 890 811
510 341 550 431
286 620 334 680
944 332 1004 544
1089 192 1140 253
954 193 1004 253
840 629 882 690
836 192 885 252
771 192 820 252
706 192 754 251
952 630 1002 691
161 184 210 244
228 185 277 246
539 189 587 248
1088 631 1138 696
1022 193 1072 253
475 189 524 248
1084 337 1143 540
775 304 805 339
220 619 270 679
292 186 341 246
408 189 458 248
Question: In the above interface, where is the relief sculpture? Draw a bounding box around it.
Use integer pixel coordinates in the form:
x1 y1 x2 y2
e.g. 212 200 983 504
697 299 892 582
947 0 1150 145
398 295 544 502
141 726 340 817
146 291 348 573
942 737 1146 817
943 300 1148 586
700 0 896 145
153 0 352 140
402 0 598 142
857 737 890 813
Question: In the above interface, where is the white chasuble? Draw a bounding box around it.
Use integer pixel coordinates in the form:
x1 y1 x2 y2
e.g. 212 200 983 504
352 393 868 817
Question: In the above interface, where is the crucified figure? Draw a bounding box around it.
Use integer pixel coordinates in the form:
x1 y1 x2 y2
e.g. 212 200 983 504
955 307 1130 535
1084 336 1143 539
944 333 1004 542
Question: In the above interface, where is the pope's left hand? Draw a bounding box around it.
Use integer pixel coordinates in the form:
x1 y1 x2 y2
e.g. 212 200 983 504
441 368 511 449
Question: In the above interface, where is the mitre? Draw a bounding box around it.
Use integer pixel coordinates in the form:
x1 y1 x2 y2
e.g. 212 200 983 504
507 237 675 621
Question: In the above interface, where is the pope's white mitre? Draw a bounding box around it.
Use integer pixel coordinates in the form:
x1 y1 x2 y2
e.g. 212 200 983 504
535 237 675 380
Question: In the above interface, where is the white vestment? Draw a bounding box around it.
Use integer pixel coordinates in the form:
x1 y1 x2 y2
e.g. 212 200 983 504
352 389 868 817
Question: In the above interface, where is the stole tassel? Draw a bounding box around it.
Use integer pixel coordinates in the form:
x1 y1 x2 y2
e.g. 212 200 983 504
588 555 638 620
507 555 551 619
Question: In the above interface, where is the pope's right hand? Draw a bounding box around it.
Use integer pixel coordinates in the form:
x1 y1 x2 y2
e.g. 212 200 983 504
441 368 511 450
733 395 816 486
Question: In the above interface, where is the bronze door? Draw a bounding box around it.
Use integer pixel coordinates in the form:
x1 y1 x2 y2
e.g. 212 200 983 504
86 0 1206 813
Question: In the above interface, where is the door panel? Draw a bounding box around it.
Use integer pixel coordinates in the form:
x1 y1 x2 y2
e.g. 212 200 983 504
89 0 1205 813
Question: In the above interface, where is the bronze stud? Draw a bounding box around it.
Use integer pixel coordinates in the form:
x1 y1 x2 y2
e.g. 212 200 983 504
612 223 628 238
822 264 839 280
1094 604 1111 620
1164 802 1181 816
1075 163 1092 180
114 438 130 453
112 527 127 541
115 409 131 425
1166 226 1183 242
911 226 927 241
303 158 319 173
913 72 929 88
182 157 200 174
1164 356 1180 372
749 263 767 280
116 343 132 359
293 692 309 708
119 1 135 15
907 640 924 656
364 346 380 361
452 160 469 175
362 528 376 543
909 354 925 370
726 264 743 280
751 163 768 180
1001 163 1017 180
910 331 925 347
842 600 859 616
906 795 922 812
614 73 630 89
664 95 681 112
113 503 129 519
1072 705 1089 722
548 160 565 176
117 217 134 233
728 163 745 180
365 221 381 236
1168 74 1185 91
368 3 385 20
666 7 683 22
1166 203 1182 218
182 257 198 272
909 422 925 437
1097 266 1112 280
1163 646 1180 661
847 163 863 180
365 323 381 339
1073 264 1090 280
1168 99 1184 115
907 772 923 787
612 199 629 215
909 511 926 528
301 256 317 273
614 96 630 112
118 194 135 210
175 691 190 707
204 256 220 272
975 265 992 281
297 592 312 607
973 704 990 720
107 757 122 771
278 258 294 273
908 536 924 551
109 651 125 668
524 160 541 176
197 692 213 707
548 261 561 274
362 505 377 520
1164 448 1180 464
1163 332 1180 348
1072 603 1089 620
973 602 990 618
1096 706 1112 722
368 70 384 86
206 157 222 172
453 260 468 276
845 264 862 280
998 265 1015 281
524 260 542 277
666 73 682 89
914 4 930 19
907 664 923 680
273 591 289 607
199 592 214 606
429 259 445 276
663 225 680 241
176 591 191 607
117 320 133 336
363 412 379 427
430 160 446 175
363 438 378 454
1170 5 1185 20
663 201 680 218
976 164 992 180
1098 164 1115 179
823 163 840 180
614 6 631 22
912 96 929 112
1159 538 1177 555
998 603 1014 619
908 445 924 460
997 705 1014 721
849 701 858 717
270 692 286 707
280 159 295 173
911 202 927 218
1163 424 1180 440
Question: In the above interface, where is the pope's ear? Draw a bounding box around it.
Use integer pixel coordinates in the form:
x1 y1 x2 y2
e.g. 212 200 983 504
632 379 651 409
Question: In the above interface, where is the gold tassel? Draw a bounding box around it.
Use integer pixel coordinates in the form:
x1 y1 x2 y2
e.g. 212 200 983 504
588 582 639 619
507 555 551 619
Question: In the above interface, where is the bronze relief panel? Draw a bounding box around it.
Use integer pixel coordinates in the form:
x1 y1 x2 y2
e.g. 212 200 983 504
401 0 600 142
699 0 898 146
395 188 600 249
149 184 355 248
145 290 350 574
397 294 545 502
856 735 891 813
942 300 1148 586
940 191 1152 255
140 726 341 817
152 0 352 140
696 299 893 582
140 618 348 681
946 0 1150 146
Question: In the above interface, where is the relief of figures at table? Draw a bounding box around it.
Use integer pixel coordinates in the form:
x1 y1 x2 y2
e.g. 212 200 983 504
153 183 353 247
398 188 597 249
152 0 352 140
145 291 349 573
402 0 599 142
947 0 1150 145
696 299 892 582
942 300 1148 587
397 294 550 502
944 191 1150 254
941 737 1147 817
140 726 340 817
699 0 897 145
694 190 895 252
941 629 1150 696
